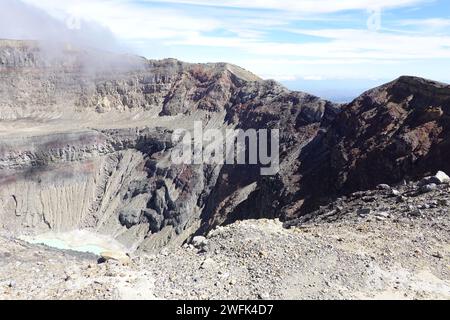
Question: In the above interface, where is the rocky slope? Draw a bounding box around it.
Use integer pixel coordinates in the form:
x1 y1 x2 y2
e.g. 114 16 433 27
293 76 450 215
1 39 449 300
1 175 448 300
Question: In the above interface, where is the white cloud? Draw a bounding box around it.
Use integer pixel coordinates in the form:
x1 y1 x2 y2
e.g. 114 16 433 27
0 0 121 52
399 18 450 29
169 28 450 60
144 0 427 13
302 75 325 80
23 0 222 41
259 74 298 81
23 0 448 63
11 0 450 83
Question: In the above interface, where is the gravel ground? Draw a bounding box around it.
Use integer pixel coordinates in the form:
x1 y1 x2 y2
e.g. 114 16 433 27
0 179 449 300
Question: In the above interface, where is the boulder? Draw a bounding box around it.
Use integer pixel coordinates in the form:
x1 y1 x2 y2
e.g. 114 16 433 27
435 171 450 184
142 208 163 233
375 211 390 218
100 251 131 265
420 183 437 194
419 171 450 186
191 236 209 252
192 236 208 248
357 208 371 216
409 209 422 217
118 208 142 228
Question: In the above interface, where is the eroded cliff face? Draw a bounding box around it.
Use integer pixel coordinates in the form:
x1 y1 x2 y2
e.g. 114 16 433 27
0 39 259 119
3 40 448 251
0 40 338 251
293 76 450 214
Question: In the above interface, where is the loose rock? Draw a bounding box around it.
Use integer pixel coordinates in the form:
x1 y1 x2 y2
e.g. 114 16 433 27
357 208 371 216
191 236 208 249
100 251 131 265
419 171 450 186
420 183 437 194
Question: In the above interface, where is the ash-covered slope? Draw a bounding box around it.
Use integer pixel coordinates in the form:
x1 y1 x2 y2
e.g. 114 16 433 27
2 175 449 300
0 40 338 250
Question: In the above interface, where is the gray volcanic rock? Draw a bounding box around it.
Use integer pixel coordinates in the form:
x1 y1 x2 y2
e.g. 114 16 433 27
289 76 450 216
0 40 338 250
1 181 449 300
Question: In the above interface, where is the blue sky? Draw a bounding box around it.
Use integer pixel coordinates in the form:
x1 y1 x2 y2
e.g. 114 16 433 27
16 0 450 100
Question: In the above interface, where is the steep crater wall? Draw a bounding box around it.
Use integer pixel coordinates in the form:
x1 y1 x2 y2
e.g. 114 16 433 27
0 127 218 251
0 40 370 251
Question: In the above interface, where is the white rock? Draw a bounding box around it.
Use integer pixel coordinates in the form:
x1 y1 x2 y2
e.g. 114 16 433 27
200 258 217 270
419 171 450 186
375 211 390 218
160 248 170 256
435 171 450 184
191 236 208 248
100 251 131 265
